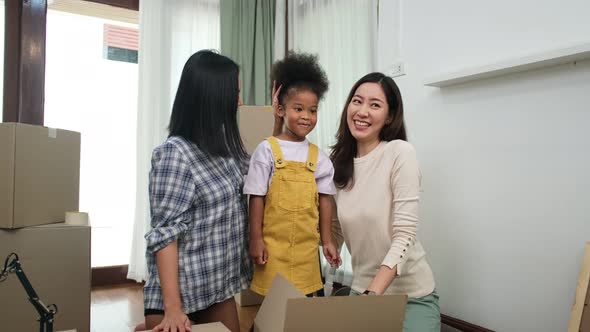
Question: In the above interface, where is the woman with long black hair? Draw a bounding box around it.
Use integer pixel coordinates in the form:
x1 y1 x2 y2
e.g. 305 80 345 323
142 50 251 332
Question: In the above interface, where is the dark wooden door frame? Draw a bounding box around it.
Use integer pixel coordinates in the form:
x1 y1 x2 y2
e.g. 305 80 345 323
85 0 139 11
3 0 47 125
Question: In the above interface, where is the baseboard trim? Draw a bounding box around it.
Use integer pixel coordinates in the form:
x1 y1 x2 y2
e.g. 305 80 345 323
91 264 133 287
441 314 495 332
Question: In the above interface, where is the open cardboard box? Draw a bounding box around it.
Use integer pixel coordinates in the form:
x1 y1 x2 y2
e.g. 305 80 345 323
235 288 265 307
139 322 229 332
253 274 407 332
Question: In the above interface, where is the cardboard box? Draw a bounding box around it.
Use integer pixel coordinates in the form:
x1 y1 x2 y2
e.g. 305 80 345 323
0 123 81 229
139 322 229 332
238 105 275 154
253 274 407 332
235 288 264 307
0 223 91 332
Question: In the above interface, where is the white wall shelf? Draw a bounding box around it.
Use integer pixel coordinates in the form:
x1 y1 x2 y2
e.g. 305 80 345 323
424 42 590 88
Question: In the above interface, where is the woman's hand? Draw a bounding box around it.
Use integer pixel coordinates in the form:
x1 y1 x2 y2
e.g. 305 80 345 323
322 242 342 268
152 307 191 332
250 237 268 265
272 80 283 136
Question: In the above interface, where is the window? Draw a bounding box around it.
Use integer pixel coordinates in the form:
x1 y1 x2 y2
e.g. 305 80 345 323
44 7 139 267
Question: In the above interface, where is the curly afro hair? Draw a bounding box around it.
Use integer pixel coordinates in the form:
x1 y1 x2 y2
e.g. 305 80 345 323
271 51 329 105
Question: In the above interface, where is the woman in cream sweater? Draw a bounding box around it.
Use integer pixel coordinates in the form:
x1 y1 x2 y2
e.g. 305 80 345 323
330 72 440 331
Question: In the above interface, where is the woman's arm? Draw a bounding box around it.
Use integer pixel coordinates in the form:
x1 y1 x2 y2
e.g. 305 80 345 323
272 81 283 136
145 143 195 331
152 241 190 330
367 143 421 294
156 241 183 311
145 144 194 254
366 265 398 295
273 116 283 137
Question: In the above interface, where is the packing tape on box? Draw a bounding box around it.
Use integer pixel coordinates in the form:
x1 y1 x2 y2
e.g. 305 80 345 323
65 212 89 226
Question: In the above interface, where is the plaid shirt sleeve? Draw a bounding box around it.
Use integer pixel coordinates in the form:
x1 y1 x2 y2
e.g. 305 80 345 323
145 143 196 254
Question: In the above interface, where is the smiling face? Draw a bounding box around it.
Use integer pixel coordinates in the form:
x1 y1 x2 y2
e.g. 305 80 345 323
346 82 390 145
278 89 318 142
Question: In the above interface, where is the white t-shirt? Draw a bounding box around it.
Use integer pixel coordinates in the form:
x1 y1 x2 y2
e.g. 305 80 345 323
243 138 336 196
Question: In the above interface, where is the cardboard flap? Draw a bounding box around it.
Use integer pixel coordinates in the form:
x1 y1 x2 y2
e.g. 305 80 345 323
238 105 274 154
139 322 229 332
283 295 408 332
253 273 304 332
190 323 229 331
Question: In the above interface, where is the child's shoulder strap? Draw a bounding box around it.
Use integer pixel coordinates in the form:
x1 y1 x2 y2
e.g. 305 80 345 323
266 137 287 168
305 142 319 172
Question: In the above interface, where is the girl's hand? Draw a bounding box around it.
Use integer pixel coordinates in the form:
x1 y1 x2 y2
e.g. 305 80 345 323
322 242 342 268
152 307 191 332
250 237 268 265
272 80 283 136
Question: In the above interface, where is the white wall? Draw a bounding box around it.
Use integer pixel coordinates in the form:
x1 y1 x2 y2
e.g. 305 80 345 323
379 1 590 331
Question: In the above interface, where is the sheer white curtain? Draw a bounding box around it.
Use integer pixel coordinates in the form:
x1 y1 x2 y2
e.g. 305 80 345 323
127 0 220 282
288 0 377 152
273 0 287 62
288 0 377 286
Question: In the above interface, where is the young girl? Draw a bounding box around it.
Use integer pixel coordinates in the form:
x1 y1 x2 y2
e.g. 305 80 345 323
141 50 251 332
244 52 341 296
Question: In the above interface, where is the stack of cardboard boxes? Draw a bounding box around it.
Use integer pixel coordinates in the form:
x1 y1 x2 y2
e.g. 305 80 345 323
0 123 91 332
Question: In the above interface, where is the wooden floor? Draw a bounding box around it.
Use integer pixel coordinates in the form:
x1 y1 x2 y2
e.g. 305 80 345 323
91 283 259 332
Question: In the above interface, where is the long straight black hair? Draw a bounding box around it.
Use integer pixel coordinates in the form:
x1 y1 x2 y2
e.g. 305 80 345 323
168 50 247 159
330 72 407 189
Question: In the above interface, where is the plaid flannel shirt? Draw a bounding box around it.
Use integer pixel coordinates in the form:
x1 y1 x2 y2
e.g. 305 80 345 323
143 136 252 313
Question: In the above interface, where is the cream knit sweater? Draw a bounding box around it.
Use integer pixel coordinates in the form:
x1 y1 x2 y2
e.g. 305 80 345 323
333 140 435 298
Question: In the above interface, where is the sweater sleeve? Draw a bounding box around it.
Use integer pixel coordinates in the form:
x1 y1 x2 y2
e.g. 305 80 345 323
380 142 421 275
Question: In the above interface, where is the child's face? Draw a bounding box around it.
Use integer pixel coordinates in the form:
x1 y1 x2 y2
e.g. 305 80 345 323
347 82 390 145
279 89 318 141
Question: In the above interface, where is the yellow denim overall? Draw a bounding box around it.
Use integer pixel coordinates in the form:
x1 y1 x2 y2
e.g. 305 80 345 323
250 137 323 295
